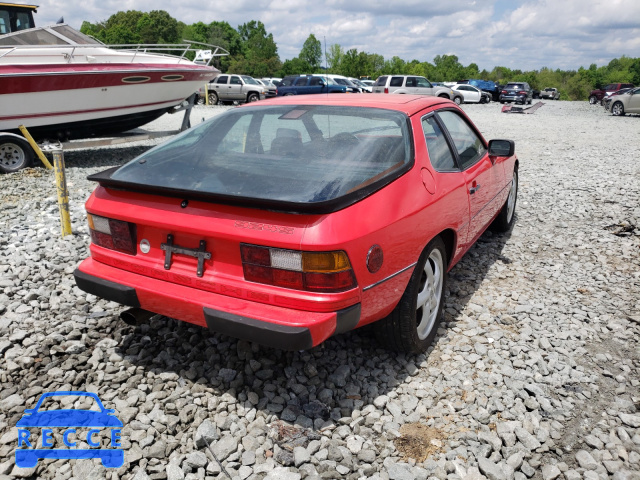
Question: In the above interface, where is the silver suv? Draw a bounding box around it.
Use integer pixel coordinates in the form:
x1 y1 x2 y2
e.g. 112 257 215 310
200 74 266 105
372 75 463 104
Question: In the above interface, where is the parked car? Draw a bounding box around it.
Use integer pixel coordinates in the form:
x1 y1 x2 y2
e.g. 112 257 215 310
348 77 372 92
451 84 491 104
276 75 347 96
499 82 533 104
360 79 374 88
589 83 634 105
540 88 560 100
255 79 277 98
458 79 500 101
372 75 464 104
200 74 266 105
325 74 362 92
74 94 518 354
604 87 640 116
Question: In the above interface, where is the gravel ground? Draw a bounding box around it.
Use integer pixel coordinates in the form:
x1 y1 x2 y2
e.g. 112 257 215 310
0 101 639 480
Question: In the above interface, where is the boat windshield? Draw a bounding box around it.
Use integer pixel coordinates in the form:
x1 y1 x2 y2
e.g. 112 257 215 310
0 24 98 46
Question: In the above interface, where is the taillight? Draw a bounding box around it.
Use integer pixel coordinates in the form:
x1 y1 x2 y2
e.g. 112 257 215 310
501 90 507 94
240 244 357 292
518 91 526 94
88 213 136 255
384 87 389 94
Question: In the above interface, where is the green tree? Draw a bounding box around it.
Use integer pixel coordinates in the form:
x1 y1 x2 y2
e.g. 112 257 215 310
326 44 344 72
233 20 281 76
300 34 322 71
279 57 312 76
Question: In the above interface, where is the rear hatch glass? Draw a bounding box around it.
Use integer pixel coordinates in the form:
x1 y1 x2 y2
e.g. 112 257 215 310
97 105 413 213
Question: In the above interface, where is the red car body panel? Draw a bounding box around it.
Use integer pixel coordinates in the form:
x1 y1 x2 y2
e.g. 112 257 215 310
75 94 516 350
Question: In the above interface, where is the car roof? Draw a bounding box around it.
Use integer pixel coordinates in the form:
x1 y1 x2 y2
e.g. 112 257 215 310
241 94 451 116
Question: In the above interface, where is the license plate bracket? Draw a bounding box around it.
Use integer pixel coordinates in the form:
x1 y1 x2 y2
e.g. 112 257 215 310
161 234 212 277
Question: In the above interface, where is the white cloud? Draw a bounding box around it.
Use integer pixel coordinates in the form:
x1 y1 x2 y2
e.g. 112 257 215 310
32 0 640 71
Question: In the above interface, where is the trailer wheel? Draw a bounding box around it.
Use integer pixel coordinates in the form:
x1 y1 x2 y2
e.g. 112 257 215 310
0 135 34 173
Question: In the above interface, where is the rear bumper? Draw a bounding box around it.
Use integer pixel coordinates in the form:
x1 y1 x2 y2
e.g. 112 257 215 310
74 259 360 350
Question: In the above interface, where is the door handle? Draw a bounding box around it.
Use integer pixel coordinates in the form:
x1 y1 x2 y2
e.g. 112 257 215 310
470 184 481 194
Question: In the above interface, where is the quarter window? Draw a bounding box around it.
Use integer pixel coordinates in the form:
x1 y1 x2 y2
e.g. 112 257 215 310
422 116 457 171
437 111 486 170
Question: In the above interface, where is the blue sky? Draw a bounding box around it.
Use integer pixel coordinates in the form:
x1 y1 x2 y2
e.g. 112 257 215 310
36 0 640 71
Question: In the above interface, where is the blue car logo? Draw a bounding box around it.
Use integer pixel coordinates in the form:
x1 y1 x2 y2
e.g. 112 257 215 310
15 391 124 468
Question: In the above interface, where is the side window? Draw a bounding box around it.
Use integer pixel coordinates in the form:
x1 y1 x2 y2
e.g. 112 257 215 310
309 77 323 86
405 77 416 87
374 76 387 87
437 111 487 170
415 77 432 88
390 77 403 87
295 77 309 86
230 76 242 85
0 12 9 34
216 75 228 84
422 116 457 171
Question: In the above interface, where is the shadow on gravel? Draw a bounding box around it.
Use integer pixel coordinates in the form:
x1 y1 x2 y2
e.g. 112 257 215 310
110 222 515 440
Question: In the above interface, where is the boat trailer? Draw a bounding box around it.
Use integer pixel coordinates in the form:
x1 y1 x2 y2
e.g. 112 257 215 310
0 93 198 174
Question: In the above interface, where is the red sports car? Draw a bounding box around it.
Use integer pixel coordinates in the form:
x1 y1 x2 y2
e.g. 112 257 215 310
74 95 518 353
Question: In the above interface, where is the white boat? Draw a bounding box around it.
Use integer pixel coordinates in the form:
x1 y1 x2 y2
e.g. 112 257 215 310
0 23 224 141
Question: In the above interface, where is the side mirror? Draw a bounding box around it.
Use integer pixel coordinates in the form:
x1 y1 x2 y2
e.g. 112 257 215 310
488 139 515 157
318 80 325 86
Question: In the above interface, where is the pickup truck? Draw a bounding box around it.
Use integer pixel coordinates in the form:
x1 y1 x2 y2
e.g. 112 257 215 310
276 75 347 96
200 74 266 105
589 83 634 105
540 88 560 100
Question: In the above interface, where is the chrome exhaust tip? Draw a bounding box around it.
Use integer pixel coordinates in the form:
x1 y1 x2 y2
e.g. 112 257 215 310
120 308 155 326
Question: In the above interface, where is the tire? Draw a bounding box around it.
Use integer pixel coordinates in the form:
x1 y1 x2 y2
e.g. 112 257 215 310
527 98 532 105
247 92 259 103
589 96 598 105
611 102 625 116
491 167 518 232
0 135 35 173
374 236 447 354
208 91 218 105
284 93 295 96
453 96 462 105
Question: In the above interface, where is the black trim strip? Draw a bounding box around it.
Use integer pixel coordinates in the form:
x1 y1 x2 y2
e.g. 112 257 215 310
73 269 140 307
333 303 361 335
204 307 313 351
363 262 417 292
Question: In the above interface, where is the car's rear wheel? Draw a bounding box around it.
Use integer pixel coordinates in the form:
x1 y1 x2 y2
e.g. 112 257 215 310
374 236 447 354
0 136 34 173
611 102 625 116
208 91 219 105
589 96 598 105
491 167 518 232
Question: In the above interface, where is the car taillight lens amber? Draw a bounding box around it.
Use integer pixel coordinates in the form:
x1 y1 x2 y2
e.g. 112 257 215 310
240 244 357 292
88 213 136 255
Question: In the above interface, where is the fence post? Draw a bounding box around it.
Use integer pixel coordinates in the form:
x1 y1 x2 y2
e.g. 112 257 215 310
52 149 72 237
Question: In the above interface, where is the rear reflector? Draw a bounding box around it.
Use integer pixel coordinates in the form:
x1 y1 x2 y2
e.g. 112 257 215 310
87 213 136 255
240 244 356 292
